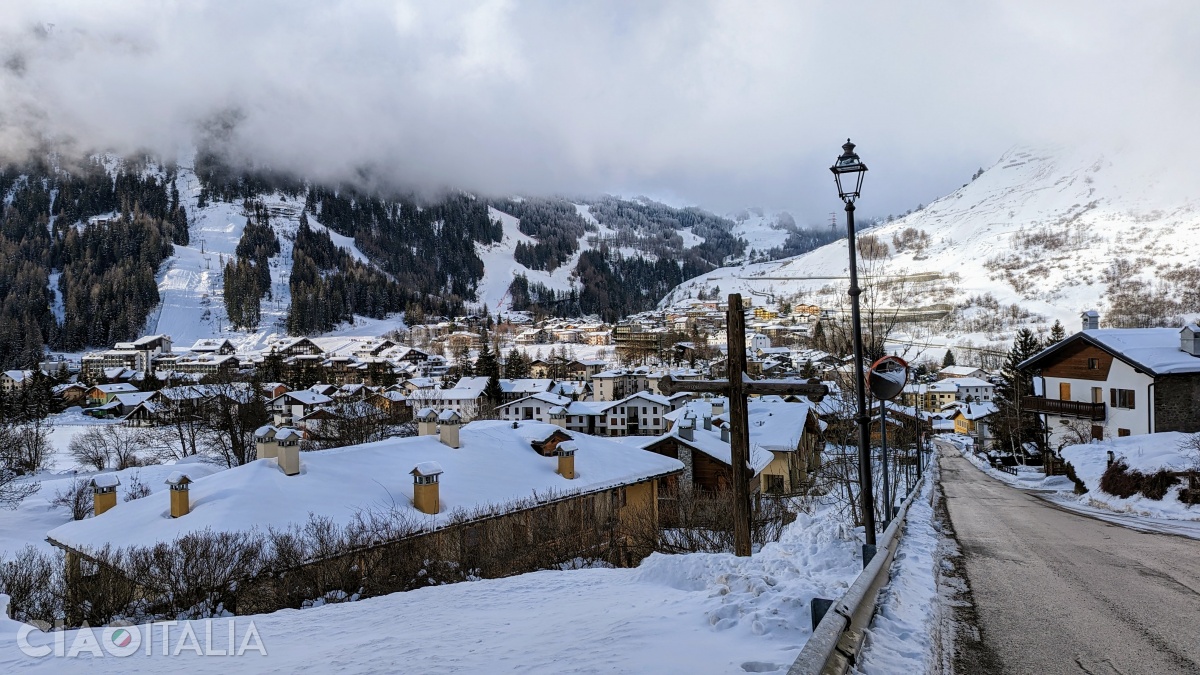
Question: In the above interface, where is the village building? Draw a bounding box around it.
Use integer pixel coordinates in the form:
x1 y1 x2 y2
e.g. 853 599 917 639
1019 325 1200 447
269 390 335 426
45 421 683 614
85 382 140 407
81 334 173 382
0 369 34 394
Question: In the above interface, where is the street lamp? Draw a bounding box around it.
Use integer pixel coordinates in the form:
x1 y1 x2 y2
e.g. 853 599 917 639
830 138 877 546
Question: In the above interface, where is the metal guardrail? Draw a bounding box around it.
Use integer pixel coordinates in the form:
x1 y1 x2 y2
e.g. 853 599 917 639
787 470 929 675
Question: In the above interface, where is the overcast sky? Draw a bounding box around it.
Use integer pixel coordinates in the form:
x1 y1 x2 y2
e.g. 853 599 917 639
1 1 1196 222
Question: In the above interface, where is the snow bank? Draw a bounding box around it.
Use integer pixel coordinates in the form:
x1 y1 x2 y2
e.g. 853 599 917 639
2 498 868 674
857 461 941 674
1060 432 1200 521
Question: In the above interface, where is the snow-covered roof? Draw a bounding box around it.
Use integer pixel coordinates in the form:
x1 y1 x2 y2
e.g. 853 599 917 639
939 365 985 377
1020 327 1200 376
950 402 999 420
944 377 994 389
113 392 157 407
91 383 138 394
46 421 684 554
500 392 571 409
437 410 462 423
2 369 33 382
641 418 773 472
499 379 554 394
274 391 334 406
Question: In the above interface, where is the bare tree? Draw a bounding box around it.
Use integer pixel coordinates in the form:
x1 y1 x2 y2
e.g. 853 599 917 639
0 419 53 476
200 382 269 467
304 401 400 450
50 478 93 520
68 425 148 470
0 468 38 510
149 391 207 461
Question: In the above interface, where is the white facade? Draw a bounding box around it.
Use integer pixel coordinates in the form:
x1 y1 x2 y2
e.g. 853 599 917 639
1039 357 1151 447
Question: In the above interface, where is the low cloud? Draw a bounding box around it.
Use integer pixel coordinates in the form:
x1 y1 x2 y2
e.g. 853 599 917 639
1 1 1196 221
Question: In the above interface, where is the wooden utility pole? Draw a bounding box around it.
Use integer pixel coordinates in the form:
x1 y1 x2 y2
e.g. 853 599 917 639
658 293 827 556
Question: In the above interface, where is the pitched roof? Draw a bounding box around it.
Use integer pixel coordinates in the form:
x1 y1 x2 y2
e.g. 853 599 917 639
1019 327 1200 376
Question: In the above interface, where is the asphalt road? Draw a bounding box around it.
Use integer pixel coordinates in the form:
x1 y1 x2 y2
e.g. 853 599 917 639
938 445 1200 674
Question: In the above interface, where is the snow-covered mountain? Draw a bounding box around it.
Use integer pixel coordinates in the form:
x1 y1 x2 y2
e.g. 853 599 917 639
664 146 1200 334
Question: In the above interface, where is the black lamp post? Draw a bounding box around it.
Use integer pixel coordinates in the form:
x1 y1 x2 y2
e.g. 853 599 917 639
830 138 877 546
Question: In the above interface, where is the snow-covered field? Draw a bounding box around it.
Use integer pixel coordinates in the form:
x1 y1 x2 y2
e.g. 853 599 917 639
0 490 874 673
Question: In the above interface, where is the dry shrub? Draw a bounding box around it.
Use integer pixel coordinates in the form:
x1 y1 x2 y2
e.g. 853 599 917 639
1099 460 1181 500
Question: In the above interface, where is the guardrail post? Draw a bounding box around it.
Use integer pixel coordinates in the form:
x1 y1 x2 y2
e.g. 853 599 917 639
861 544 876 568
810 597 835 633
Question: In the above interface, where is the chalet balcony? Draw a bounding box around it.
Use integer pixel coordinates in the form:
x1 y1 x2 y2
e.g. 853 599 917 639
1022 396 1106 421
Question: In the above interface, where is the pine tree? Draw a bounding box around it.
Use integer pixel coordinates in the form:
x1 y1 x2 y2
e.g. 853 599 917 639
505 348 530 379
993 328 1044 456
942 349 956 368
1046 320 1066 346
475 342 499 379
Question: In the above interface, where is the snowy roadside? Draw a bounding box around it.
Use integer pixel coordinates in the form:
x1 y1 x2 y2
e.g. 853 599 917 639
854 459 942 674
0 496 870 673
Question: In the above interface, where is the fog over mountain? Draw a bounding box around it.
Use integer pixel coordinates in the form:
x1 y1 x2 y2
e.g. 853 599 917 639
2 1 1199 220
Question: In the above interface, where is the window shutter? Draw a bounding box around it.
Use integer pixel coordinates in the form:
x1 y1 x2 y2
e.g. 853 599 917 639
1129 390 1135 408
1110 388 1116 407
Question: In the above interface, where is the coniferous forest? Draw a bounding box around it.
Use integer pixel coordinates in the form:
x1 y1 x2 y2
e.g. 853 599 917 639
0 148 827 369
0 155 185 367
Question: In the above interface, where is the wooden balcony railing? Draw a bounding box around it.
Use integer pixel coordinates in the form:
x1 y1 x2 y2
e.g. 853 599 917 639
1022 396 1106 421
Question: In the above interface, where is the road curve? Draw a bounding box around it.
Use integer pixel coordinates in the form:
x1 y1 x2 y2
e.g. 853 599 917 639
939 446 1200 674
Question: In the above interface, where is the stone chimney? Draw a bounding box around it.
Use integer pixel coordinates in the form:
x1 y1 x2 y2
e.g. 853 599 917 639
1081 310 1100 331
437 410 462 448
411 462 443 515
711 399 726 416
549 406 568 428
90 474 120 516
254 425 279 460
276 428 302 475
702 415 712 431
556 441 577 480
1182 325 1200 357
416 408 439 436
720 425 730 443
165 472 192 518
678 418 694 442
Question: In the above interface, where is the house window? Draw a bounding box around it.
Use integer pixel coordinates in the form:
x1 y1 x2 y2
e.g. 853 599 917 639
1058 382 1071 400
1110 389 1135 409
765 475 785 494
1087 358 1099 370
1118 428 1131 437
1092 387 1103 404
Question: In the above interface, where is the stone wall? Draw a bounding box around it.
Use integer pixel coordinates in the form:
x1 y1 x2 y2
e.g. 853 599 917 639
1154 374 1200 433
